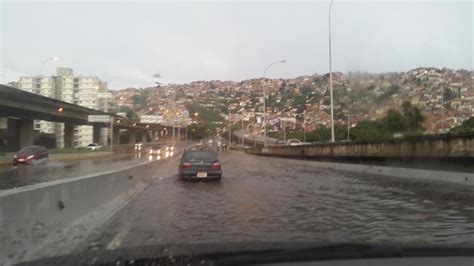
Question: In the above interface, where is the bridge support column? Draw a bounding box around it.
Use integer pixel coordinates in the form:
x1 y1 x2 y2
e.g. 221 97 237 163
129 129 136 144
93 125 101 144
64 123 74 148
19 118 34 148
140 131 147 143
113 127 120 145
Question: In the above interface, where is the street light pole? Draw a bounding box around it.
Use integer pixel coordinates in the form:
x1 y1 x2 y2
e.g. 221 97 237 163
172 124 175 143
347 113 350 141
110 117 114 151
441 87 445 132
229 109 232 145
241 110 245 146
263 60 286 147
303 112 306 143
329 0 335 143
178 124 181 142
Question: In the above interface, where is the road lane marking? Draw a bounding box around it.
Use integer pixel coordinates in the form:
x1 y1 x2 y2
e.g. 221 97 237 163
106 227 130 250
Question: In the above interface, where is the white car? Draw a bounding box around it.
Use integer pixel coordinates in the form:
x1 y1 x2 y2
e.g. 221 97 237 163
86 143 102 151
286 139 310 146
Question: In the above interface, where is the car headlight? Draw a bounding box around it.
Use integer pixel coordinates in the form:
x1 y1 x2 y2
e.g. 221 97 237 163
13 155 17 159
149 150 152 154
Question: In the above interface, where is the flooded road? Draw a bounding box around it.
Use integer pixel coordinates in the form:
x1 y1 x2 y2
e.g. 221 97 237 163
0 146 177 190
76 151 474 255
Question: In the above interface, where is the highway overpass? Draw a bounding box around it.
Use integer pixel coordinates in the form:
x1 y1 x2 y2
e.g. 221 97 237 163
0 85 174 151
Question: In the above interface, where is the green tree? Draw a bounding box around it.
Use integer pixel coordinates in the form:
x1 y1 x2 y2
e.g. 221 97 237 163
384 109 406 133
351 120 388 142
186 103 223 123
188 123 216 140
118 106 139 120
450 117 474 133
401 101 423 131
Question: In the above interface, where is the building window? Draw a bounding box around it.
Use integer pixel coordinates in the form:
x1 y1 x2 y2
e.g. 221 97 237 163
35 89 41 94
73 78 79 83
73 84 79 89
35 78 41 83
35 84 41 89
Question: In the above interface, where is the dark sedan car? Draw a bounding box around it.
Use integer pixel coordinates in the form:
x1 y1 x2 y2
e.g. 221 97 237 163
179 149 222 180
13 145 49 166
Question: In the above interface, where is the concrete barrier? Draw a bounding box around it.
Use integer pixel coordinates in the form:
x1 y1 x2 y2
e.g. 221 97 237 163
0 158 161 264
249 134 474 159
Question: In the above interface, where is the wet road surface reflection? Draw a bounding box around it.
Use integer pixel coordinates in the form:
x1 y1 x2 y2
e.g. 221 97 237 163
0 150 169 190
76 152 474 255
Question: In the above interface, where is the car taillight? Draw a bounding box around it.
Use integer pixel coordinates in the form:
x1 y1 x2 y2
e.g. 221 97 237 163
182 163 192 169
212 163 221 170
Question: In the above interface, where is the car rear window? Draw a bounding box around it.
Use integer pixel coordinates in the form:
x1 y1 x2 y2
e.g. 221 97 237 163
184 150 217 161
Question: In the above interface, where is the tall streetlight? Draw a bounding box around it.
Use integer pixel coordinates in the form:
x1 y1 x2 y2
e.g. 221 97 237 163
241 108 245 147
228 107 232 145
441 87 445 132
303 112 307 143
346 113 351 141
329 0 335 143
262 59 286 147
41 57 58 75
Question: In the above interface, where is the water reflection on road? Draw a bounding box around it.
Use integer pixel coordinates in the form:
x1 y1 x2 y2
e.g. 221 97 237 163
0 149 172 190
77 152 474 255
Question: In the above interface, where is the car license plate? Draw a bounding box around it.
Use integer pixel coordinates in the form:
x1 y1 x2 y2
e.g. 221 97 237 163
197 172 207 178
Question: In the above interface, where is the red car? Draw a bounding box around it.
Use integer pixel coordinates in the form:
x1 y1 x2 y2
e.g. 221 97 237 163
13 146 49 166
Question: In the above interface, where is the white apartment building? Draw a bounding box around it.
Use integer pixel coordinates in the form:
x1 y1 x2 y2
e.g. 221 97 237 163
17 68 110 148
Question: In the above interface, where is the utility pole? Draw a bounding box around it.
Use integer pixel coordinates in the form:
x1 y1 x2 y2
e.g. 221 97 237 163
241 110 245 146
228 113 232 145
347 114 350 141
110 117 114 151
441 87 445 132
303 112 306 143
329 0 335 143
172 124 175 143
263 60 286 147
177 124 181 142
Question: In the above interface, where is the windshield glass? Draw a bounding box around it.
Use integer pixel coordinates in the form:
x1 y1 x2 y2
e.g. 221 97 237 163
1 0 473 265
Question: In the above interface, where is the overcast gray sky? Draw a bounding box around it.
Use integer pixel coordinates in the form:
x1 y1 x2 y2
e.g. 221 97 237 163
1 1 472 89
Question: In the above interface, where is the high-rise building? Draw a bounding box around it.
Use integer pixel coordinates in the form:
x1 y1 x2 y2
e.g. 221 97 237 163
17 68 110 148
